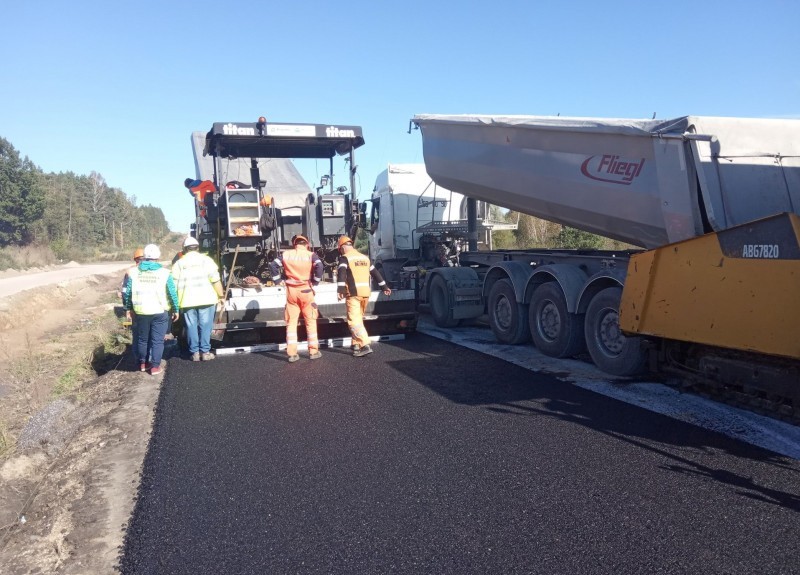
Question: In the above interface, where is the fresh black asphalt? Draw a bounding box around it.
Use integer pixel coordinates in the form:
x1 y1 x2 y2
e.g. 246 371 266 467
120 333 800 575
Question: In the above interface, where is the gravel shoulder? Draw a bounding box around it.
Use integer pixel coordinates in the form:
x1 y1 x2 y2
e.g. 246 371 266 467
0 267 160 574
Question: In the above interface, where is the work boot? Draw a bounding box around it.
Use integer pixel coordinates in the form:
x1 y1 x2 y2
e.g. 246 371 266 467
352 344 361 352
150 366 162 376
309 351 322 360
201 352 215 361
191 352 201 362
288 354 300 363
353 345 373 357
139 363 147 372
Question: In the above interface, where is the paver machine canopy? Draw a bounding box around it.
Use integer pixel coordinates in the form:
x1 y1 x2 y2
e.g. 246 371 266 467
195 117 366 282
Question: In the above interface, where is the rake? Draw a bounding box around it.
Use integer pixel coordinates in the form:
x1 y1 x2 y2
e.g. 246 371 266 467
211 245 239 342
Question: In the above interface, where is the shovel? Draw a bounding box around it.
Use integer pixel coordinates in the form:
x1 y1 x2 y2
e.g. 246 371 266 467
211 245 239 341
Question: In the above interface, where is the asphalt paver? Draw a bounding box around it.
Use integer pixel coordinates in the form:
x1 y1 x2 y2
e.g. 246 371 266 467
120 334 800 575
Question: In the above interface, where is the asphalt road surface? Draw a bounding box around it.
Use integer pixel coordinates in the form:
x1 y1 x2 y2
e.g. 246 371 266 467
121 334 800 575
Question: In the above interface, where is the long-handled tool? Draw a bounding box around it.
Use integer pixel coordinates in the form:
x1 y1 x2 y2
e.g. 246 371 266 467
211 245 239 342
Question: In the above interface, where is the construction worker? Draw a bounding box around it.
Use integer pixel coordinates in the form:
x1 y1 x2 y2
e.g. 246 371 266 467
184 178 217 218
170 236 224 362
120 247 145 366
184 178 216 203
122 244 180 376
269 235 324 362
119 247 145 300
336 236 391 357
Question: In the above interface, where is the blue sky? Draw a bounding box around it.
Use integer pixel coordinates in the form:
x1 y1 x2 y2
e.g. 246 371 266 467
2 0 798 233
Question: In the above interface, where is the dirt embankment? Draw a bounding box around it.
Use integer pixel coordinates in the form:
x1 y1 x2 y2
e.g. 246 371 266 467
0 271 160 574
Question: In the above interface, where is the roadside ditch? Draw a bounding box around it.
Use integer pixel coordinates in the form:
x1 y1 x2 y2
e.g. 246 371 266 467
0 272 159 574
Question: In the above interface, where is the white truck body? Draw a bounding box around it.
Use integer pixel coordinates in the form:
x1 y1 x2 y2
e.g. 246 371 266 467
369 164 466 263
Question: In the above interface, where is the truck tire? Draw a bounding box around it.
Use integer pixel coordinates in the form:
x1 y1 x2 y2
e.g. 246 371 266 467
529 282 585 358
584 286 647 376
488 278 531 344
429 274 459 328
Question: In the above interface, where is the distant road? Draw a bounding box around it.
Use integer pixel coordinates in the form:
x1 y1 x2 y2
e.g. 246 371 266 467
0 263 132 299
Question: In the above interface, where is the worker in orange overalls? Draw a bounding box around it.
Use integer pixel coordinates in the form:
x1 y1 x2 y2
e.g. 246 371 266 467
336 236 391 357
269 235 324 362
184 178 217 218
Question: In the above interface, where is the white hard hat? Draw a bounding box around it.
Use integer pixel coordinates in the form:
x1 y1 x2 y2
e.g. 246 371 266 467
143 244 161 260
183 236 200 248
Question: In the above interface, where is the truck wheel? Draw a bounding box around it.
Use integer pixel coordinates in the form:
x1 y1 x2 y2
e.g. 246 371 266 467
488 278 531 344
529 283 585 358
584 287 647 376
429 275 459 328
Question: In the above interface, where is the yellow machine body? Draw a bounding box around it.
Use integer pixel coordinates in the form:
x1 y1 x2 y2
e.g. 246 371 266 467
620 213 800 360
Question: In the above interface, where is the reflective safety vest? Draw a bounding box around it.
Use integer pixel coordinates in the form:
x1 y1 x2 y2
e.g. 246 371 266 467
340 250 372 297
171 251 220 308
130 267 171 315
282 247 314 287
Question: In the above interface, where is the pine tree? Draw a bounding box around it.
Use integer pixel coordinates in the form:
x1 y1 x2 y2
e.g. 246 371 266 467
0 138 45 246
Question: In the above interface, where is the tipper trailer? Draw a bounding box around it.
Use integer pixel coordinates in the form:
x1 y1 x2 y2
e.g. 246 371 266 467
185 117 417 347
409 114 800 410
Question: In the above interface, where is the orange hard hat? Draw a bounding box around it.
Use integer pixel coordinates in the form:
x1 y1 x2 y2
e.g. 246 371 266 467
292 234 309 246
259 195 272 207
133 247 145 260
337 236 353 249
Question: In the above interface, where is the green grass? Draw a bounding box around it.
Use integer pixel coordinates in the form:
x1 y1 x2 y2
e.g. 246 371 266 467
52 362 92 398
0 419 10 457
53 315 129 399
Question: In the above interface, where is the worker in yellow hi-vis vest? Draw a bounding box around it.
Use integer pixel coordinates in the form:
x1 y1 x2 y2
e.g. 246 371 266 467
336 236 391 357
123 244 180 376
170 236 224 362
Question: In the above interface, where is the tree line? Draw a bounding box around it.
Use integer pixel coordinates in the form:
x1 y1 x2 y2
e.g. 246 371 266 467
0 136 169 261
489 206 632 251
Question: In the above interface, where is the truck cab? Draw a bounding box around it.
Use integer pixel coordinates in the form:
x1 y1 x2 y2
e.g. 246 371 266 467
368 163 514 288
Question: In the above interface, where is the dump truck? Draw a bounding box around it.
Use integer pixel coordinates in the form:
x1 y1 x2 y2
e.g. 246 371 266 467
409 114 800 410
185 117 417 347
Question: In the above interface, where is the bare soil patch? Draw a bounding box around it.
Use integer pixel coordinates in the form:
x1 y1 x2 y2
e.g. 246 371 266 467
0 271 160 574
